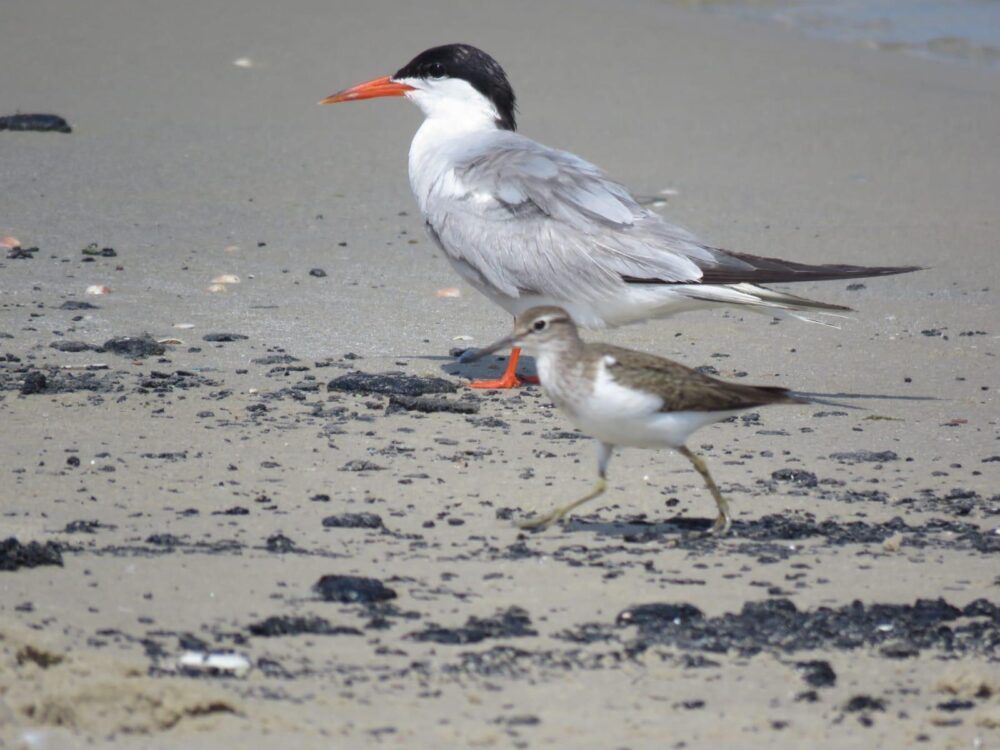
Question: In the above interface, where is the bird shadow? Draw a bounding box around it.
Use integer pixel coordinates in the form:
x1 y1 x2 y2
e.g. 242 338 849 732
406 352 539 383
535 515 718 543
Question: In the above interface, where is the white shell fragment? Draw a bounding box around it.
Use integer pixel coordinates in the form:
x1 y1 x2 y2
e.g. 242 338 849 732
173 323 195 329
207 272 240 293
177 650 252 678
435 287 461 298
882 532 905 552
232 57 253 68
86 285 111 295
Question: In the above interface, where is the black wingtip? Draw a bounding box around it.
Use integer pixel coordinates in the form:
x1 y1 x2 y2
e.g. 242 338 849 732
697 250 926 286
623 257 925 288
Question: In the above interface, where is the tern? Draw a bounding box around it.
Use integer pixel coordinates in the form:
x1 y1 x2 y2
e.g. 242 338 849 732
321 44 920 388
465 306 828 535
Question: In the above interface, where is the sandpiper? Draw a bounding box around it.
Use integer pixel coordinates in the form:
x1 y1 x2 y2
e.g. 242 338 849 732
464 306 816 534
321 43 920 388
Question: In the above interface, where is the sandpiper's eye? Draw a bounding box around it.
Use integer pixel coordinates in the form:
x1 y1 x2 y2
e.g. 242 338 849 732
426 62 446 79
532 319 547 332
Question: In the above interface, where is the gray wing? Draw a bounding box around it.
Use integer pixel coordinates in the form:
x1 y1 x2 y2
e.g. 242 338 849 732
426 131 720 300
425 132 919 300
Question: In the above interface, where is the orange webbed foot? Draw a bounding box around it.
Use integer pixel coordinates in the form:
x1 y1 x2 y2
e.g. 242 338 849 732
466 346 537 389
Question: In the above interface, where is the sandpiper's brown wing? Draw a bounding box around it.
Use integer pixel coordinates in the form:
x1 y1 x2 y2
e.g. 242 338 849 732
594 344 805 413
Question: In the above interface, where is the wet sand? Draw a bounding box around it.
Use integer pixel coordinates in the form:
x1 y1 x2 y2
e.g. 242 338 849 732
1 0 998 747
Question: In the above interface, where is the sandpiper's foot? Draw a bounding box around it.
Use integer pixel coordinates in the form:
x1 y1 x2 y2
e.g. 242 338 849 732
676 445 733 539
711 510 732 536
517 506 569 531
664 511 732 546
517 477 608 532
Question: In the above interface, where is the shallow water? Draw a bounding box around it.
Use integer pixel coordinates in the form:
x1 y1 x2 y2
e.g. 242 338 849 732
671 0 1000 69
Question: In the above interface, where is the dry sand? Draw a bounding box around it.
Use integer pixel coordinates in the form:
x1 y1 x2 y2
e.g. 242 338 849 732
1 0 998 747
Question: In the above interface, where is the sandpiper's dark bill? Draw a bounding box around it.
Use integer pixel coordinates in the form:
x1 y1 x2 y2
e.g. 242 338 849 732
460 336 515 364
320 43 920 388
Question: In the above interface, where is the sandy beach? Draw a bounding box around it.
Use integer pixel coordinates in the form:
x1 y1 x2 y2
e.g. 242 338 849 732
1 0 998 747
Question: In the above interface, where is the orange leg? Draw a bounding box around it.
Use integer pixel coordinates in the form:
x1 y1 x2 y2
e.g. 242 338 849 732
468 347 539 389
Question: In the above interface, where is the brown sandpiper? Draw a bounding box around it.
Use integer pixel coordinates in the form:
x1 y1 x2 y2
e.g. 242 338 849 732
463 306 824 535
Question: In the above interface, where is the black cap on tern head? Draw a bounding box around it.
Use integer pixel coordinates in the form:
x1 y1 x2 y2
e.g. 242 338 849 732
394 44 517 131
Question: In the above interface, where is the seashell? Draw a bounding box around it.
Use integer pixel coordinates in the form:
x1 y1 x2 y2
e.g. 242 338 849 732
177 650 251 678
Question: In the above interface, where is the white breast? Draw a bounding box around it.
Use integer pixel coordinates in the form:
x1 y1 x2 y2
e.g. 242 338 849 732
408 117 499 216
546 356 740 449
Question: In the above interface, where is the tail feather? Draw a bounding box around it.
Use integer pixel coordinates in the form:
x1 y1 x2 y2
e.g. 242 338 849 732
728 283 852 312
666 282 855 327
773 309 848 328
787 391 865 410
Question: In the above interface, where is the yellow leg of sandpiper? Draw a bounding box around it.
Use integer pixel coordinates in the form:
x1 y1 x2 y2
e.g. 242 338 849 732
518 477 607 531
678 446 732 536
518 442 613 532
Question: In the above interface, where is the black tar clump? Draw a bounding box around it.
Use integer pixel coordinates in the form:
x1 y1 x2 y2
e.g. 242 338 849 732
0 114 72 133
386 394 479 415
410 606 537 645
313 574 397 604
248 615 362 637
0 538 63 571
20 371 48 395
616 597 999 657
795 660 837 687
328 371 458 397
103 335 165 358
322 513 384 529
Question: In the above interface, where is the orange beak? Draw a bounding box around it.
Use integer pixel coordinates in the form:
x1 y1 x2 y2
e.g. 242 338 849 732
319 75 415 105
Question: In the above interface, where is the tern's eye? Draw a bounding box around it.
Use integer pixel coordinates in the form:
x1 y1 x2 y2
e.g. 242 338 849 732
532 319 547 332
426 62 446 79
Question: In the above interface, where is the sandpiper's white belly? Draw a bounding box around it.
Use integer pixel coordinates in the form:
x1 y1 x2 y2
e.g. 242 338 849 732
573 400 740 449
540 354 742 448
583 408 743 449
